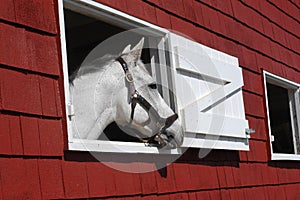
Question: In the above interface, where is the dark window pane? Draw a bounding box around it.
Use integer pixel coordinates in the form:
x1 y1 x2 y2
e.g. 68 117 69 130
267 83 294 154
64 9 125 76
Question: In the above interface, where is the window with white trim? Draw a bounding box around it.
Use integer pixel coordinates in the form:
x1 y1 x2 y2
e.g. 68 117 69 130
59 0 250 154
264 71 300 160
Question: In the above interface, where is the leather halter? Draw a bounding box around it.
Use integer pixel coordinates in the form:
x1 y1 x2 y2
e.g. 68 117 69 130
116 56 178 147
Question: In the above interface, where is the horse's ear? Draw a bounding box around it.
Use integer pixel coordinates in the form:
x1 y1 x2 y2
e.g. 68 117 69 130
122 44 131 54
131 37 144 61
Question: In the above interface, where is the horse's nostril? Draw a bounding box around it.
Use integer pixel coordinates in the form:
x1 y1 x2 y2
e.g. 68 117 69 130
168 134 174 139
165 113 178 128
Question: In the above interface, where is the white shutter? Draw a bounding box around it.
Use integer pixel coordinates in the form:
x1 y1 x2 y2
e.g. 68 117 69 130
167 33 249 151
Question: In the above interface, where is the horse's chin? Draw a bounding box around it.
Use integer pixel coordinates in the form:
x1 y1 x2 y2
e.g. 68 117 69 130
117 123 157 139
163 122 184 148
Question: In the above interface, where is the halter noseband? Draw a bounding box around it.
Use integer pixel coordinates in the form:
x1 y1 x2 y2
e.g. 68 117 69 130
116 56 178 147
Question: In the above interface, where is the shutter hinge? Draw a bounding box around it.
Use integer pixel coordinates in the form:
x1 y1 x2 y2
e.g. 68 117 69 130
67 104 75 117
271 135 275 142
245 128 255 138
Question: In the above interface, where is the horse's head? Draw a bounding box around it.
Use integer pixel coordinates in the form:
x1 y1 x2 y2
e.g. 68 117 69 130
114 38 184 149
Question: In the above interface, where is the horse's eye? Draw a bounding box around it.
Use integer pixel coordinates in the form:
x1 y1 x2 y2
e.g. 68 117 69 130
148 83 157 89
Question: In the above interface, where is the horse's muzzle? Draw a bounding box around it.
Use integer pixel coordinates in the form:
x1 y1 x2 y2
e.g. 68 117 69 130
149 113 182 149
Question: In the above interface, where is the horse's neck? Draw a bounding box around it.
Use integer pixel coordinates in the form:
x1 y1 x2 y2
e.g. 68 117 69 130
71 61 123 139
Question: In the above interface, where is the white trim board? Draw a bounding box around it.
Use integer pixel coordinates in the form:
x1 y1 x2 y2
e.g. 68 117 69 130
69 139 182 154
58 0 73 142
64 0 168 36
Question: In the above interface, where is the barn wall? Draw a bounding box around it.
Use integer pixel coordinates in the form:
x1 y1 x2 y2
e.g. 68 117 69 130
0 0 299 199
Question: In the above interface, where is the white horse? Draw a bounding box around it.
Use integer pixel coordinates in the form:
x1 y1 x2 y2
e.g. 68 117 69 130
70 38 183 148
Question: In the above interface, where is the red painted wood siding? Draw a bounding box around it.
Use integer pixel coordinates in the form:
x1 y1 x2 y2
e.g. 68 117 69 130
0 0 299 199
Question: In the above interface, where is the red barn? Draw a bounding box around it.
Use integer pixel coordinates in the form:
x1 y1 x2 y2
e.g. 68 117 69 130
0 0 300 199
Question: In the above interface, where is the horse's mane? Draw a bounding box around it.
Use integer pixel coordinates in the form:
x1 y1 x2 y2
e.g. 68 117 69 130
69 52 150 84
69 54 117 83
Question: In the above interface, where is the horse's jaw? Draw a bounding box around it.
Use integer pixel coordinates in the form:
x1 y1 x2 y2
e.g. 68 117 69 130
70 65 119 140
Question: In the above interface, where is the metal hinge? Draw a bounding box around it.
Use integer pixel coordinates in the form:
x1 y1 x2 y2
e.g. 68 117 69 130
271 135 275 142
245 128 255 139
67 104 75 117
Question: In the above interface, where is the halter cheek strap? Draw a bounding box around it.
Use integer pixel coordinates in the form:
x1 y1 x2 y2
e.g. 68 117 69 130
116 56 137 120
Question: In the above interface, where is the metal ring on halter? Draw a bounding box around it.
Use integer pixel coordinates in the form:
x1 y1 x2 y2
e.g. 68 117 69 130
125 72 134 82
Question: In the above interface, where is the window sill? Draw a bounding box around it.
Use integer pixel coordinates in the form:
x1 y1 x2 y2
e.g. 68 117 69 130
271 153 300 161
68 139 183 154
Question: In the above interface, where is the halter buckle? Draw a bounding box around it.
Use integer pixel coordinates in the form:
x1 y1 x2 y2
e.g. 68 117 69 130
125 72 134 82
132 91 139 98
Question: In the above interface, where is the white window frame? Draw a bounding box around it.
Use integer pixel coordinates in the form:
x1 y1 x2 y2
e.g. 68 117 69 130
58 0 183 154
263 71 300 160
